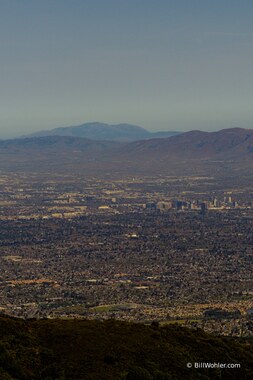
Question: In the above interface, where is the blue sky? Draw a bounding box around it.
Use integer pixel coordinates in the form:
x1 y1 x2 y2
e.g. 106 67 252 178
1 0 253 138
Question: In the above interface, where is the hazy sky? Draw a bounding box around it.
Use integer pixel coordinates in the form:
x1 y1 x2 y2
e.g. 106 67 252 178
1 0 253 138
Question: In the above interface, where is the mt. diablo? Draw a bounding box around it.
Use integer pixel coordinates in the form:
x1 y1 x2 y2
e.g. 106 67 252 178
24 122 180 141
2 127 253 175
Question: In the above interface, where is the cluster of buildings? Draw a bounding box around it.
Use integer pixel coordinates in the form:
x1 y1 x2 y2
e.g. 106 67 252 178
145 196 238 213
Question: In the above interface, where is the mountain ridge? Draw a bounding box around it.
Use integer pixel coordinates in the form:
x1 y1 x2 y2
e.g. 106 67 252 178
118 127 253 159
1 127 253 175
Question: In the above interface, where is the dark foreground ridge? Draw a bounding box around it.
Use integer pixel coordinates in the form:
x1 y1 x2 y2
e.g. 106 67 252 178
0 315 252 380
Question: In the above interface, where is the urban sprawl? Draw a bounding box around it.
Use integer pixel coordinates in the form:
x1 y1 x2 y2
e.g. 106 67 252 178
0 172 252 337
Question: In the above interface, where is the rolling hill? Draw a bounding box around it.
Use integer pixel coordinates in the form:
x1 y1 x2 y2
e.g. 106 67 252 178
118 128 253 159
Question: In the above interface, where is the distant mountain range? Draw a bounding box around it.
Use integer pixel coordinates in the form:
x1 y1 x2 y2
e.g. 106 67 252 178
23 122 180 141
2 127 253 175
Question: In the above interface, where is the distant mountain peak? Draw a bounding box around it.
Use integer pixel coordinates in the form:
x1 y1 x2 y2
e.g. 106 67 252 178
23 122 180 142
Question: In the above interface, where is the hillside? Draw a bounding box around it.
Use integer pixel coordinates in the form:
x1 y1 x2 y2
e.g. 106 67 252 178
111 127 253 176
0 315 252 380
119 128 253 159
0 136 121 173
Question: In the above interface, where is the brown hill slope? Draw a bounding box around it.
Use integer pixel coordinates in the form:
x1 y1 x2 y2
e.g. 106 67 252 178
120 128 253 159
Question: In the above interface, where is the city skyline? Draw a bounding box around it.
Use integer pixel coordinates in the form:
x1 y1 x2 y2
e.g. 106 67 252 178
1 0 253 138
